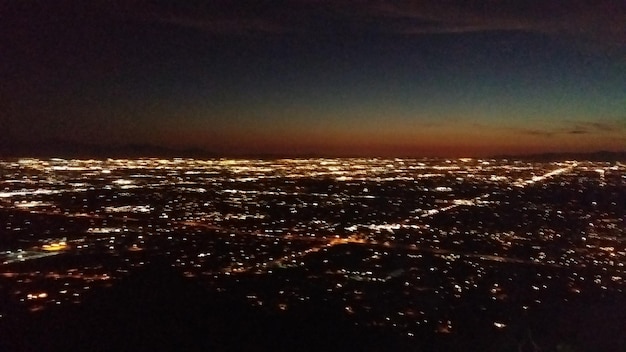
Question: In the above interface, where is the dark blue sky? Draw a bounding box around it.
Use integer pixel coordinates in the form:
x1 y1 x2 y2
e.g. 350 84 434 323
2 1 625 156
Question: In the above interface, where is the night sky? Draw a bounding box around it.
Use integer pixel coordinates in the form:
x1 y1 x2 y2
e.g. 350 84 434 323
2 1 625 157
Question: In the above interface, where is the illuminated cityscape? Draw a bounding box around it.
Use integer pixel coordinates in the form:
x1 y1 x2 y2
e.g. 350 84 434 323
2 2 625 350
1 157 624 350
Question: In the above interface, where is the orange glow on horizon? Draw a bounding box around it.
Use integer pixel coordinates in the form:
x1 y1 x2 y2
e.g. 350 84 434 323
158 119 625 157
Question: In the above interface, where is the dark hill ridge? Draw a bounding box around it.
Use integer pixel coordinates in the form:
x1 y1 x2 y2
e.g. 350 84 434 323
3 261 625 351
3 260 410 352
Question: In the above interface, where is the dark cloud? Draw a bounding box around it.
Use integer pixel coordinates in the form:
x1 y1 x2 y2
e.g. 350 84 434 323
586 122 617 132
518 129 554 138
163 1 625 45
142 1 625 45
568 130 588 134
515 119 625 138
3 1 624 45
568 120 626 133
374 1 625 40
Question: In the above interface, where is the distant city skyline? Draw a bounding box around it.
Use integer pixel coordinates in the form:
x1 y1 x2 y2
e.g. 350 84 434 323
2 1 625 157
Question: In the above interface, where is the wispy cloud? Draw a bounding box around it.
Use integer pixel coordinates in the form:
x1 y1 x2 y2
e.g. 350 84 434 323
514 119 625 138
373 1 625 41
567 129 588 135
518 129 554 138
567 119 626 133
171 1 623 45
11 1 622 45
585 121 617 132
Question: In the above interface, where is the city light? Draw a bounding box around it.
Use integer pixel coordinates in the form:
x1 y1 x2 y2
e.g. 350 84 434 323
0 157 624 344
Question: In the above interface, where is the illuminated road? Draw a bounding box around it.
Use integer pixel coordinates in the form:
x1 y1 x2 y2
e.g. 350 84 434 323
419 162 578 219
1 251 60 264
514 162 578 188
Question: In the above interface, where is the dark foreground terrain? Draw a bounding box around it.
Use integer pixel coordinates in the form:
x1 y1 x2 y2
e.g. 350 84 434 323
2 261 625 352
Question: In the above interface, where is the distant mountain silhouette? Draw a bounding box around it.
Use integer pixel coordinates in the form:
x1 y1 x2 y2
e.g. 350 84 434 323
0 140 216 159
2 139 624 161
492 150 626 162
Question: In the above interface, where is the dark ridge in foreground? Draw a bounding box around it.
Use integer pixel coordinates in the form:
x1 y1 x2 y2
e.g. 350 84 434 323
2 262 625 352
1 261 410 352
